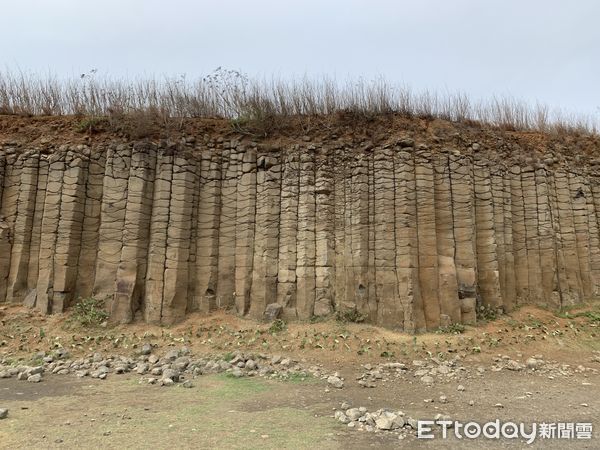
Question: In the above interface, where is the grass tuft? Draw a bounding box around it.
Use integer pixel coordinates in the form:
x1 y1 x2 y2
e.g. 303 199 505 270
68 297 109 328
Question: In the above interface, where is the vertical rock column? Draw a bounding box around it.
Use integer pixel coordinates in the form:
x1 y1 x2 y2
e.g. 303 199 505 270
74 151 105 298
510 165 529 304
52 151 88 313
473 159 502 311
314 147 335 317
93 145 131 302
276 147 299 317
195 150 221 313
216 144 238 309
144 149 173 323
367 149 377 321
27 155 49 297
433 152 461 326
350 152 371 319
35 154 65 313
0 151 20 302
295 150 316 319
522 167 544 303
546 171 568 308
449 154 477 323
161 154 196 325
0 154 8 303
249 152 281 318
414 150 440 330
112 144 156 323
234 146 256 315
569 172 593 299
536 167 560 307
332 147 348 313
583 179 600 295
554 171 583 304
394 148 421 331
186 156 201 314
590 179 600 295
490 170 507 306
501 174 517 312
342 149 356 312
6 152 39 302
374 146 400 327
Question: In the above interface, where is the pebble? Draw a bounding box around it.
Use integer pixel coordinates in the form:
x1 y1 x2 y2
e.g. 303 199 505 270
140 344 152 356
27 374 42 383
327 375 344 389
420 375 434 385
0 408 8 419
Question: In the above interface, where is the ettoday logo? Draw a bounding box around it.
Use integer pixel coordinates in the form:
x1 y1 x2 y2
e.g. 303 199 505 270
417 420 593 444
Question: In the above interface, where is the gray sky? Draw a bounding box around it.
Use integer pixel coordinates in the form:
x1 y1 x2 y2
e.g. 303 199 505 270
1 0 599 117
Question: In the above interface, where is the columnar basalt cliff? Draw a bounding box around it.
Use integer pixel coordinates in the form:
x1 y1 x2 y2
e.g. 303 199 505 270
1 117 599 331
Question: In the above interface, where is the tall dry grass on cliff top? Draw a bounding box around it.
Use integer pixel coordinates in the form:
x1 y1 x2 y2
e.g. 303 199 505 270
0 68 597 135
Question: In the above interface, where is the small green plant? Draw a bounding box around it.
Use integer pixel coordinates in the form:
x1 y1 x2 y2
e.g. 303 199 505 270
357 345 371 355
436 323 466 334
309 315 328 324
29 355 44 366
476 304 498 322
336 308 365 323
268 319 287 334
584 311 600 322
559 309 600 322
69 297 109 327
75 116 107 133
222 352 235 362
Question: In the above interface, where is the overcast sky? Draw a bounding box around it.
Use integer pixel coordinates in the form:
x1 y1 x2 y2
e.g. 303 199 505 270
1 0 598 117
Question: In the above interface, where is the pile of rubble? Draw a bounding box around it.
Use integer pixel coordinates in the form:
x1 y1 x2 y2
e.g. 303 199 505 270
0 346 343 388
357 357 470 388
334 402 451 439
491 354 599 378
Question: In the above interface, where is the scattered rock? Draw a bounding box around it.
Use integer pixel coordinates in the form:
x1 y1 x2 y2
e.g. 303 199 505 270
27 374 42 383
346 408 363 421
163 349 179 362
0 408 7 419
161 369 180 382
335 411 350 424
140 344 152 356
420 375 434 385
327 375 344 389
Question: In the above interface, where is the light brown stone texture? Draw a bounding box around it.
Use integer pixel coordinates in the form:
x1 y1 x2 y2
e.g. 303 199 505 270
1 139 600 330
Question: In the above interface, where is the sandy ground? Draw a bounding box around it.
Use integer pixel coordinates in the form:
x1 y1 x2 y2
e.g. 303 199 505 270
1 302 600 449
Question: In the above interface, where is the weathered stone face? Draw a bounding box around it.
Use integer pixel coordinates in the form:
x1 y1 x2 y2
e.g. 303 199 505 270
0 137 598 331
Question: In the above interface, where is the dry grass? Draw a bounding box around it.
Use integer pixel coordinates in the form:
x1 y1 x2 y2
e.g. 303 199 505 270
0 68 597 136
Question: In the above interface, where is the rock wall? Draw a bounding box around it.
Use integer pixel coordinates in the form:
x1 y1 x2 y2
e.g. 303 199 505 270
1 136 599 331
